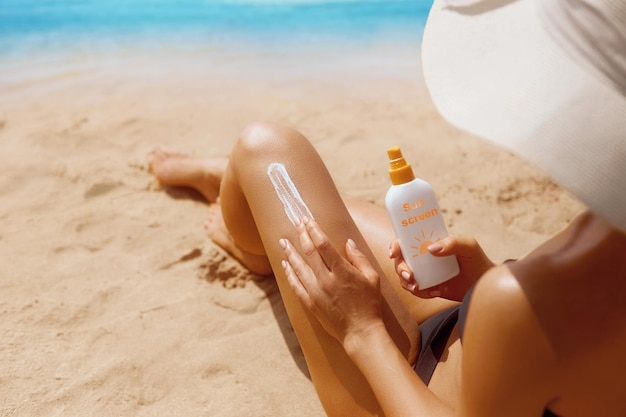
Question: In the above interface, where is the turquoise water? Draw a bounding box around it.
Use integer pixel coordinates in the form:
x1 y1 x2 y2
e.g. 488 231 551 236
0 0 433 57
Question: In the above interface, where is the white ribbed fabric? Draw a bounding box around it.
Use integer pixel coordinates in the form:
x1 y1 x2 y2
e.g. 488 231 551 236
423 0 626 230
539 0 626 96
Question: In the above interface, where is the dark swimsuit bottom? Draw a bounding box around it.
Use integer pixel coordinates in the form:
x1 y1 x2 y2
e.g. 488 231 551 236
413 286 558 417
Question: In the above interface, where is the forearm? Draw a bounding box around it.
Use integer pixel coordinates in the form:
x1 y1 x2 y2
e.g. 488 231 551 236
343 321 454 417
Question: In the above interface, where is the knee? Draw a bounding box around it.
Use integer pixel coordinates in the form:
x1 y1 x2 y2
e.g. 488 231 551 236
233 121 304 160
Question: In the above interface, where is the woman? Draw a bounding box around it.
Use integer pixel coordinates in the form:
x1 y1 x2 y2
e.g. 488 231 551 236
149 0 626 416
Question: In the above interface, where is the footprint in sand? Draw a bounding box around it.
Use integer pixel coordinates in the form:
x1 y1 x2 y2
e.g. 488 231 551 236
197 246 259 289
158 248 203 270
84 181 121 199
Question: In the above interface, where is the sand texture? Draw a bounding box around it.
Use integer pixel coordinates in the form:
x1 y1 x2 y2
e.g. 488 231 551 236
0 48 583 416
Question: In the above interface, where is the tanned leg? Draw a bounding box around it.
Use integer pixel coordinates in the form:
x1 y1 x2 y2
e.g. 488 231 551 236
204 203 274 275
217 121 419 417
148 148 228 202
148 145 457 323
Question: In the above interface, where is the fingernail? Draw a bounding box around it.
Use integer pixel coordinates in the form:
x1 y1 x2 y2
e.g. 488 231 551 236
428 242 443 254
281 260 288 271
302 216 310 225
279 238 287 249
347 238 356 249
294 217 301 226
401 270 411 281
407 283 416 292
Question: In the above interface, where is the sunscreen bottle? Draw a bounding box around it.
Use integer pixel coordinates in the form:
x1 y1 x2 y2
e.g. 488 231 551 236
385 146 459 289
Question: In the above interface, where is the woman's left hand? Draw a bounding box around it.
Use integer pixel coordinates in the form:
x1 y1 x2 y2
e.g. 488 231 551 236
279 218 382 345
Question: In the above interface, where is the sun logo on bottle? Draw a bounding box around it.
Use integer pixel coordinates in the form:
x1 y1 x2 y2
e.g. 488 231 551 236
410 229 441 257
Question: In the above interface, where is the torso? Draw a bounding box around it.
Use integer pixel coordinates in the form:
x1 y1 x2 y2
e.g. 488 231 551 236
427 212 626 416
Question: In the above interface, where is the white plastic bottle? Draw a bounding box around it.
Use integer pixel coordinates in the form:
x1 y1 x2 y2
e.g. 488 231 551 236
384 146 459 289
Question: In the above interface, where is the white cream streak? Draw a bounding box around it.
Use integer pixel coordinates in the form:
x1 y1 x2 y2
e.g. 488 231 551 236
267 162 314 227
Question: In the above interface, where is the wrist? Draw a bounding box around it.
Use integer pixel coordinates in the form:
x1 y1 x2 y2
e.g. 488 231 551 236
342 319 388 360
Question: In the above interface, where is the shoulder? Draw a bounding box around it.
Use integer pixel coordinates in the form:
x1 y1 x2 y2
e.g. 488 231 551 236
466 264 542 340
458 265 558 417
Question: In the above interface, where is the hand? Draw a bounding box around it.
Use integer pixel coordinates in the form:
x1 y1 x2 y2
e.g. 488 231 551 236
389 235 495 302
279 218 383 345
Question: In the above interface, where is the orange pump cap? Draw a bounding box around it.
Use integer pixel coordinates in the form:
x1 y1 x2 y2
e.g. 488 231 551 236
387 146 415 185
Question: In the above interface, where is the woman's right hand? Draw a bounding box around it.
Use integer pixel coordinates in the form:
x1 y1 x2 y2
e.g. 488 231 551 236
389 235 495 302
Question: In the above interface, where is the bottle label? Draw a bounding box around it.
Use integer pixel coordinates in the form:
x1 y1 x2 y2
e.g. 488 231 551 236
401 199 441 226
397 199 446 258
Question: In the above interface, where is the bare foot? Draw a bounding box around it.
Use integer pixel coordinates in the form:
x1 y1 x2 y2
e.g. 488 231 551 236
148 148 228 203
204 204 273 276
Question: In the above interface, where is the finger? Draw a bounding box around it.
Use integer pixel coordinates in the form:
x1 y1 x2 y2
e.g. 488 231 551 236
399 268 413 285
279 238 317 309
282 237 316 286
413 283 447 299
304 218 346 272
428 235 479 257
389 239 414 283
297 218 330 273
394 272 415 293
393 255 413 284
399 274 417 295
281 258 313 307
389 239 402 259
345 239 378 283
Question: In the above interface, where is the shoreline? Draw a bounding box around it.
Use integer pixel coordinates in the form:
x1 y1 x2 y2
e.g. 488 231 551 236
0 34 425 94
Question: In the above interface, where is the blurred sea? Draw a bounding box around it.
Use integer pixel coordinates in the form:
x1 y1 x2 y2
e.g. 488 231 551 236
0 0 433 57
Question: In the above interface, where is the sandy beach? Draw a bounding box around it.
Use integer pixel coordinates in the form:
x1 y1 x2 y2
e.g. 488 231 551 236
0 40 583 416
